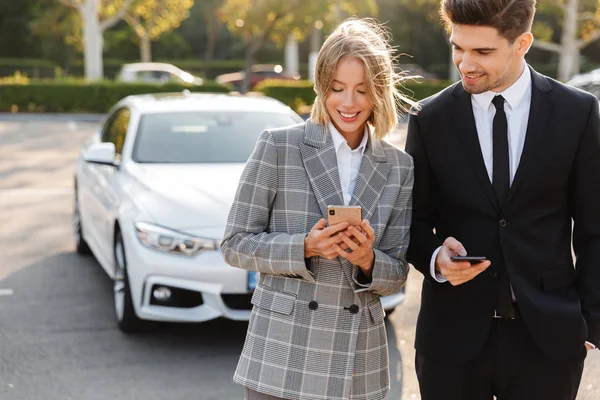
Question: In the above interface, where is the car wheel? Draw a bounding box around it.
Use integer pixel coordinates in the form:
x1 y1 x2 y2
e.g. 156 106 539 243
114 228 146 333
73 186 91 255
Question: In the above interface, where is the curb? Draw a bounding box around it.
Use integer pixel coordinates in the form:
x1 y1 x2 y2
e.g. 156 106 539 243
0 113 105 122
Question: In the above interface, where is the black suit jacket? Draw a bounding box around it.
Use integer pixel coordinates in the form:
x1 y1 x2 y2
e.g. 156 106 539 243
406 67 600 362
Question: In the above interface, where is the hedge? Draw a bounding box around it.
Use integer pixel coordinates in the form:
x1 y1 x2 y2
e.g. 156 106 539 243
0 78 452 114
0 80 230 113
0 58 306 80
254 79 453 110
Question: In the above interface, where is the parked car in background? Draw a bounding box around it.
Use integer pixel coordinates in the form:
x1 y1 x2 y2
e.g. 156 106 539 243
567 68 600 100
117 62 204 86
395 63 438 80
74 92 300 332
215 64 300 91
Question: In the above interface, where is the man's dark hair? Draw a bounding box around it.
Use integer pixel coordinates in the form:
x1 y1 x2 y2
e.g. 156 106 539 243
440 0 537 43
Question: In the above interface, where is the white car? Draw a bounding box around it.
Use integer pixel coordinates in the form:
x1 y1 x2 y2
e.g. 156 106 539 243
74 92 405 333
117 62 204 86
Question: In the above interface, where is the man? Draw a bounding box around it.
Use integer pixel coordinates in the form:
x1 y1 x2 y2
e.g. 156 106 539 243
405 0 600 399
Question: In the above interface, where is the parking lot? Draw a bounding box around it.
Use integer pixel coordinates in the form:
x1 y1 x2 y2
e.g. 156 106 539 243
0 116 597 399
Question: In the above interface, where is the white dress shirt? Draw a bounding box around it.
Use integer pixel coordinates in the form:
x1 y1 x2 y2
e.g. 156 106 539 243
329 122 368 205
430 64 531 281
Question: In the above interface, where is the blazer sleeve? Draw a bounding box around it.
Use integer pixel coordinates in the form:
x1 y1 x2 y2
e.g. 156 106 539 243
405 111 444 284
220 130 315 283
352 157 414 297
572 96 600 347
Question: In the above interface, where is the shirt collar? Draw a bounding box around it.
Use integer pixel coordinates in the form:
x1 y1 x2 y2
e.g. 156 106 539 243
328 122 368 154
472 63 531 111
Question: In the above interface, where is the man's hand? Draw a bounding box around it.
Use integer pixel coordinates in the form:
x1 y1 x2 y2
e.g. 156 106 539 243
436 237 491 286
304 219 349 260
333 219 375 278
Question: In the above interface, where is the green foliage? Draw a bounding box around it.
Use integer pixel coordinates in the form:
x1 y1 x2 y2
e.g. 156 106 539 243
254 79 452 112
153 31 193 59
125 0 195 42
254 79 316 110
0 80 230 113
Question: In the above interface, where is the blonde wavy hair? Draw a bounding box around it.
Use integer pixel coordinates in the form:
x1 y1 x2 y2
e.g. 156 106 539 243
310 18 419 140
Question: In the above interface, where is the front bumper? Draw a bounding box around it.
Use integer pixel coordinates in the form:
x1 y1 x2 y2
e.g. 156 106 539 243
121 223 252 323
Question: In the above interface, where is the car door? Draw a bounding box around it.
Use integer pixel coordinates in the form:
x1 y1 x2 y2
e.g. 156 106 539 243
84 107 131 264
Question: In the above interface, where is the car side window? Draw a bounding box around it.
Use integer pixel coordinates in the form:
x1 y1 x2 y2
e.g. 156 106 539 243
100 107 131 160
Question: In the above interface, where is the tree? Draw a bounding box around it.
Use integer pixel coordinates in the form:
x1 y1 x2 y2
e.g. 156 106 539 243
533 0 600 81
30 1 82 69
219 0 377 93
199 0 224 62
0 0 39 58
56 0 134 80
123 0 194 62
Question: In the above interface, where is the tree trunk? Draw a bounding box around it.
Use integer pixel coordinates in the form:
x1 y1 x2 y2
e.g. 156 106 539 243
204 18 217 62
308 25 321 82
557 0 579 81
285 34 299 76
242 43 255 94
80 0 103 81
141 34 152 62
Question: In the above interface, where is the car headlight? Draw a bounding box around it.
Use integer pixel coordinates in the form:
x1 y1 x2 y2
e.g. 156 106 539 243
134 222 218 257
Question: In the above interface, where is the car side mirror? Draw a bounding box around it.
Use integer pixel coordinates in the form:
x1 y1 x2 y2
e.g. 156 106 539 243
83 142 117 167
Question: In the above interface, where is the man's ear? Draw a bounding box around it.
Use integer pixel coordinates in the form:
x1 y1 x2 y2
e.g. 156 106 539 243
515 32 534 56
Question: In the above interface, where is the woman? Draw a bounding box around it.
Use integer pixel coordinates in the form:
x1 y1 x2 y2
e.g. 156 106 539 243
221 18 416 400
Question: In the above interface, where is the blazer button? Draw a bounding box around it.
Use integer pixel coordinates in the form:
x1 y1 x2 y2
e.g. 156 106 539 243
308 301 318 310
348 304 359 314
499 219 507 228
490 271 498 278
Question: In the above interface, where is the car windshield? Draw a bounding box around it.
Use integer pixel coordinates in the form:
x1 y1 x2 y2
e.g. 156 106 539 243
132 111 299 163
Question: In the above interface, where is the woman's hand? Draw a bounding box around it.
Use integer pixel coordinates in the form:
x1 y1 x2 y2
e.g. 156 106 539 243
304 219 350 260
333 219 375 278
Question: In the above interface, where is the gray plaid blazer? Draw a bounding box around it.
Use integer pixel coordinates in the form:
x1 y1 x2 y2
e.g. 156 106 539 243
221 120 413 400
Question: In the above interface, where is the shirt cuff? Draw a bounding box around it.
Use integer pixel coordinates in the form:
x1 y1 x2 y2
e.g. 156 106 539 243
586 341 597 350
430 246 448 283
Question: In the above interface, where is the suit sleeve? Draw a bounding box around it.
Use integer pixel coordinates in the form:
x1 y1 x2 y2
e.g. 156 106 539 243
405 111 445 284
220 130 315 282
572 96 600 347
352 157 413 297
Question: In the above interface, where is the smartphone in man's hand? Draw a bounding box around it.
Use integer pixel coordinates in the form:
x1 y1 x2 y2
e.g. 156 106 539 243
451 256 487 264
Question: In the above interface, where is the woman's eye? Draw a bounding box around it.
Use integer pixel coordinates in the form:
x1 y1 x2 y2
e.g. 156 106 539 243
357 90 366 94
331 88 343 93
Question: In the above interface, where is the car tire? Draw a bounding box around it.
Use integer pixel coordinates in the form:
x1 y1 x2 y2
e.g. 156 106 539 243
73 184 91 255
113 228 146 333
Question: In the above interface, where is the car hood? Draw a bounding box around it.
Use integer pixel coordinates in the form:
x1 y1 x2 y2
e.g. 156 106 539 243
127 163 246 238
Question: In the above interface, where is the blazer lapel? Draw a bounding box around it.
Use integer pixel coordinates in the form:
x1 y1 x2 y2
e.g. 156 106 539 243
350 134 391 221
299 120 344 219
504 68 553 209
451 83 500 211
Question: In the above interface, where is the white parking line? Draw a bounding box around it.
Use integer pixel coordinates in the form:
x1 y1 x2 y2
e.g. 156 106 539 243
0 188 71 196
0 289 14 296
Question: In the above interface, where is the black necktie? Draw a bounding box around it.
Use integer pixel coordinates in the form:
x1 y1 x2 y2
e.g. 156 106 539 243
492 95 513 316
492 95 509 206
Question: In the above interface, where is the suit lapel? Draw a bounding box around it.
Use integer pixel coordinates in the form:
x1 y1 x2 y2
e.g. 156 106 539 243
504 68 553 209
350 134 391 221
299 120 344 219
451 83 500 211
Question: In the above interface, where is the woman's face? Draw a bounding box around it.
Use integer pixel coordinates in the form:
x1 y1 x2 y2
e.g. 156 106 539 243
325 56 373 140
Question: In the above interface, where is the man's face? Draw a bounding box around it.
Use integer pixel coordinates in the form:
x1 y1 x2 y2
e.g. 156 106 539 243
450 24 528 94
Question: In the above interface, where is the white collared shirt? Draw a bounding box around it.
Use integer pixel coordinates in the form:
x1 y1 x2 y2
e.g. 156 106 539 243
430 64 531 282
328 122 368 205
